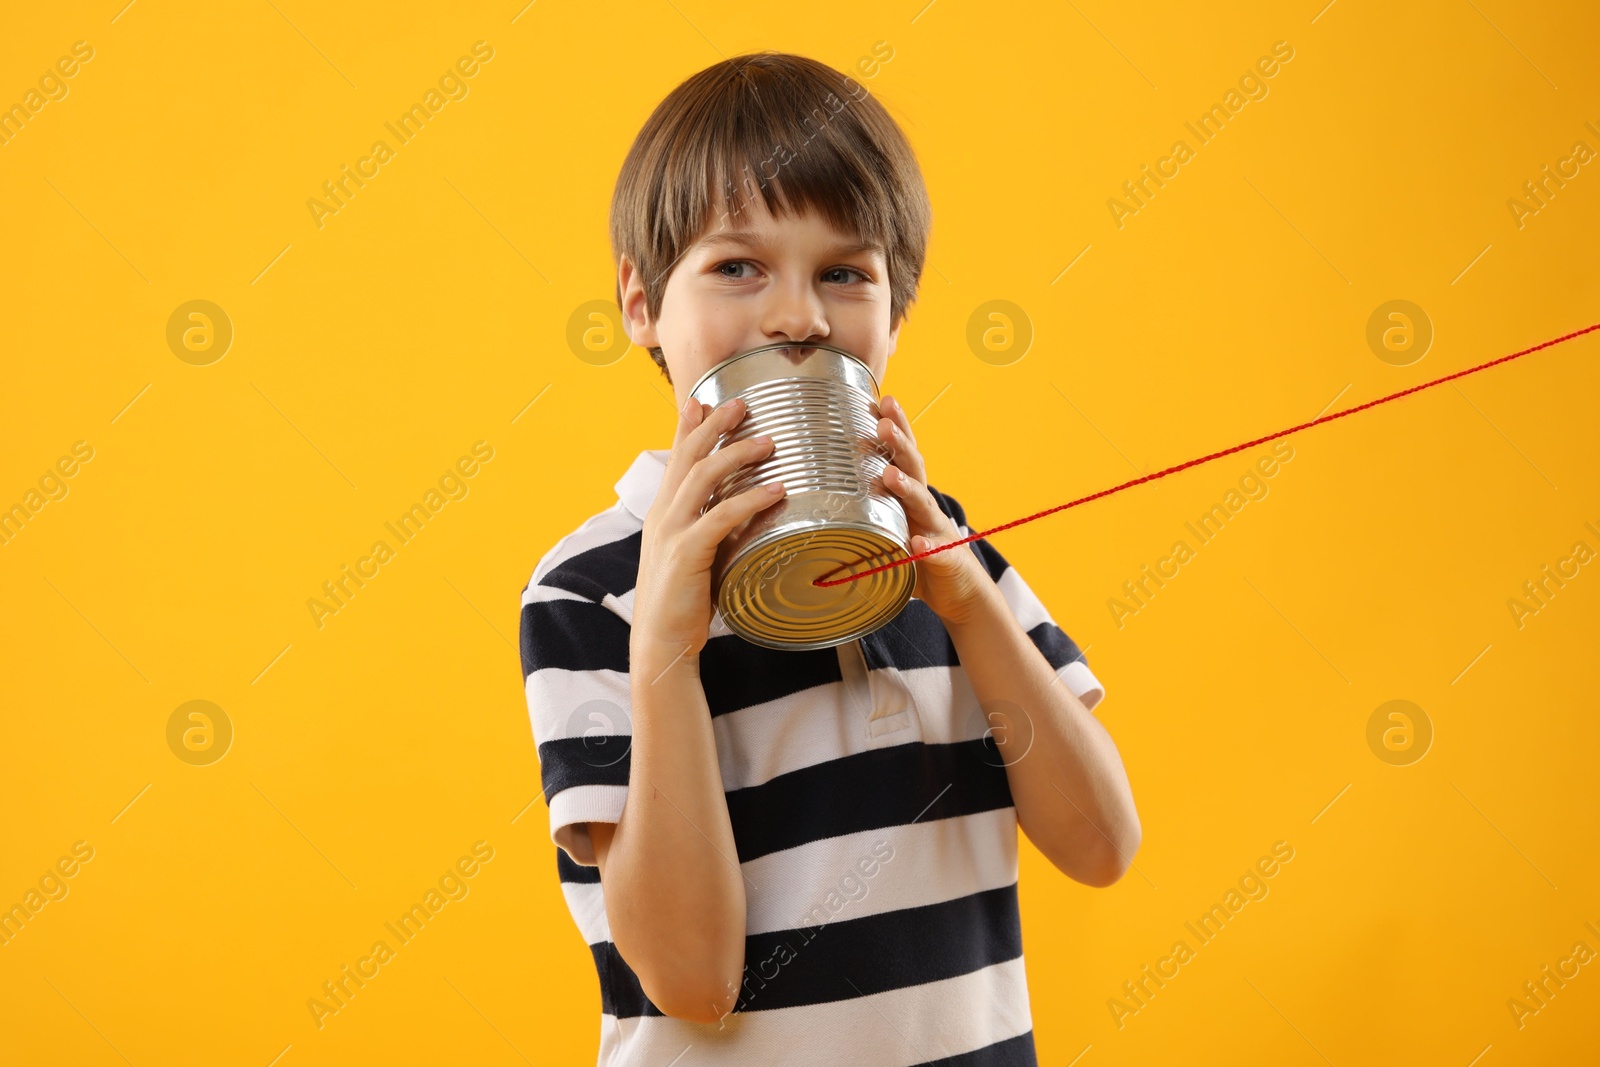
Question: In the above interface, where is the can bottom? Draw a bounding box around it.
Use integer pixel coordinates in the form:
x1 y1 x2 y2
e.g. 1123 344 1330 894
717 523 916 650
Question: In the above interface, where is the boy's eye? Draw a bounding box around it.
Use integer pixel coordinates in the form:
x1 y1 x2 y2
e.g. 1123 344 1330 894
712 261 870 283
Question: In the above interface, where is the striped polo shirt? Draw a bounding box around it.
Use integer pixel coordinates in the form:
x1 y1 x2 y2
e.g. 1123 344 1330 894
519 448 1106 1066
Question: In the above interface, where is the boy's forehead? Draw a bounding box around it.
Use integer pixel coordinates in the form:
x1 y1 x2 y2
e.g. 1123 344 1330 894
693 206 882 258
694 225 882 257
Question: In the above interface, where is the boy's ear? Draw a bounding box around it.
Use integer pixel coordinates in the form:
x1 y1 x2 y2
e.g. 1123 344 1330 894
617 255 660 350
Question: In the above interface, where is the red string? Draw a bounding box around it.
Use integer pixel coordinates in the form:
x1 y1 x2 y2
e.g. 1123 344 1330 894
814 321 1600 587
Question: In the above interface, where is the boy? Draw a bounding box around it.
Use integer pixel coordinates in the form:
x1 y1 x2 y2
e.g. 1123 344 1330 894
520 51 1141 1065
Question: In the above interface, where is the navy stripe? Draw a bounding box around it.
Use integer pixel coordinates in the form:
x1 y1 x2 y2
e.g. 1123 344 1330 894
519 596 631 677
556 845 601 883
700 634 843 716
925 482 970 532
539 529 643 603
726 740 1013 863
865 600 1087 681
912 1032 1038 1067
1027 619 1086 673
590 941 640 1018
869 598 958 669
546 738 1013 865
926 481 1014 587
538 736 631 803
595 881 1024 1018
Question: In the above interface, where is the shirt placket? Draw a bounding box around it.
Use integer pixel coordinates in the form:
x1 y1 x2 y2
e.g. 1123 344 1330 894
836 636 918 741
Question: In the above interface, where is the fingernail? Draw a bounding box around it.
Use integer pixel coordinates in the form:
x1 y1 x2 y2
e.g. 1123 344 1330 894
767 482 785 494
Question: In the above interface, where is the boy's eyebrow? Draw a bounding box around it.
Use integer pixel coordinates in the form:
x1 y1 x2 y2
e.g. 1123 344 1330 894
696 230 883 258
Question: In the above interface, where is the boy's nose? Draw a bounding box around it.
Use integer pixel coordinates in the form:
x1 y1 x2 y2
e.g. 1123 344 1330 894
761 280 829 344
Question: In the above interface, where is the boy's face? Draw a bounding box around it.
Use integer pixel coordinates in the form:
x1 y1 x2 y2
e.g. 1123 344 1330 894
619 190 901 410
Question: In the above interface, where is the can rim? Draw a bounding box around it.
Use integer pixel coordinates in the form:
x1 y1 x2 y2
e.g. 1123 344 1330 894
686 341 880 400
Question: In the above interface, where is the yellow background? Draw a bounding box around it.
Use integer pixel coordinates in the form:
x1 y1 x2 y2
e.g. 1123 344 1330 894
2 0 1597 1063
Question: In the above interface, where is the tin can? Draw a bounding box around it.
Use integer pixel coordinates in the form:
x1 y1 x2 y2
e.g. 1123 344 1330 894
687 341 916 651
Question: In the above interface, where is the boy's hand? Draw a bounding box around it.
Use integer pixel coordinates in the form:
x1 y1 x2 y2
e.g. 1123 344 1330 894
877 394 994 626
632 396 786 666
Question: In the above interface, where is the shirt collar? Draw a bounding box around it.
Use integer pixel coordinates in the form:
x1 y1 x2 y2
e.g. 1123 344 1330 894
615 449 671 522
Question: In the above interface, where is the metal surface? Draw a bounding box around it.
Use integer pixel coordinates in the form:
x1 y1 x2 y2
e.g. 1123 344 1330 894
688 342 917 650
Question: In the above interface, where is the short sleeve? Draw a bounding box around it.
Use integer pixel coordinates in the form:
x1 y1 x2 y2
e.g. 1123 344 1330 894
519 579 634 866
926 484 1106 712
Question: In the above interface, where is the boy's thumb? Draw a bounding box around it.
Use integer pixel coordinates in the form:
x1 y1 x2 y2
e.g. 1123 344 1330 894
912 534 959 564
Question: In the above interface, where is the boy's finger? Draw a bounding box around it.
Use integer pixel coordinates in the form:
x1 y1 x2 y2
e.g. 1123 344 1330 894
884 463 948 537
694 479 788 550
671 433 774 528
662 397 742 504
881 395 918 447
877 405 926 482
666 397 703 464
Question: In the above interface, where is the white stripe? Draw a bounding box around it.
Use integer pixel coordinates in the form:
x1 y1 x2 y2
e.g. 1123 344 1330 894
597 955 1032 1066
527 667 633 755
995 564 1054 633
561 807 1020 945
532 652 1105 803
1060 660 1105 712
609 585 733 637
525 502 638 591
520 581 593 608
741 807 1017 936
561 877 611 943
549 784 628 865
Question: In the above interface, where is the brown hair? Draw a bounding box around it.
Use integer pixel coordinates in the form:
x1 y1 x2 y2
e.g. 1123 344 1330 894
610 51 932 381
